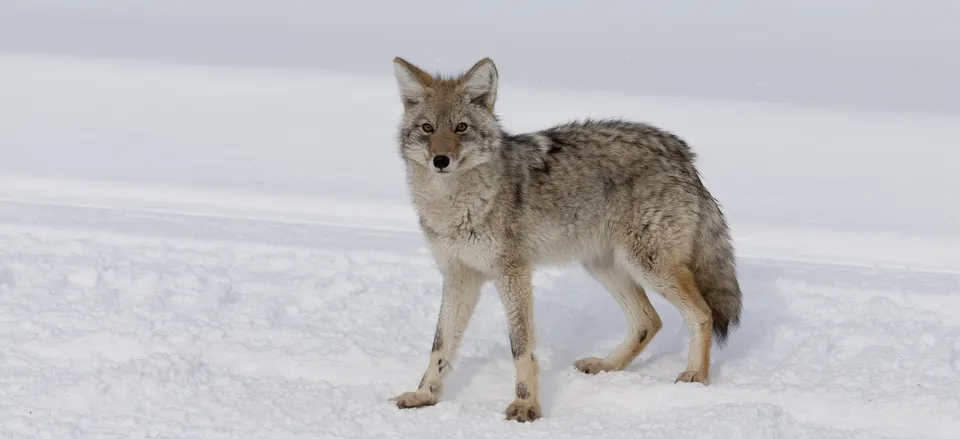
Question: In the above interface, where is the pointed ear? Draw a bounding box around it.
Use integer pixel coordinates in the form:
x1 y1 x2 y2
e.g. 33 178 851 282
393 57 434 109
459 58 498 111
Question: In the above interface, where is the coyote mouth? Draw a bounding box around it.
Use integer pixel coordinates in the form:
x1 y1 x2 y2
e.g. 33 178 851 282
430 162 457 174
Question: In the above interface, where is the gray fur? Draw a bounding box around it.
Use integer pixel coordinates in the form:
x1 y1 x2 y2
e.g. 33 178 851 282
389 57 742 421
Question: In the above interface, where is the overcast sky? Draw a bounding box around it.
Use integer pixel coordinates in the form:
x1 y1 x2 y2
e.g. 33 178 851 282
2 0 958 113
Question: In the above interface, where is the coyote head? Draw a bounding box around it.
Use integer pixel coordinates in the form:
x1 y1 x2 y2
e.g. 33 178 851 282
392 57 502 174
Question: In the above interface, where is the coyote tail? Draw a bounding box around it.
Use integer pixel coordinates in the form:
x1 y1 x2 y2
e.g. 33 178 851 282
691 192 742 346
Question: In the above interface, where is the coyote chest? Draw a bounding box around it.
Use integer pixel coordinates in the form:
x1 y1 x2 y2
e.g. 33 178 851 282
429 226 502 273
415 194 503 273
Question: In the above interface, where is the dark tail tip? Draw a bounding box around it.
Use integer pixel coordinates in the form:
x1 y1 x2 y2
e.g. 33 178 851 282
711 309 738 347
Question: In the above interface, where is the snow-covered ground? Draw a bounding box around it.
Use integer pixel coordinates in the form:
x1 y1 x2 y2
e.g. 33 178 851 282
2 45 960 439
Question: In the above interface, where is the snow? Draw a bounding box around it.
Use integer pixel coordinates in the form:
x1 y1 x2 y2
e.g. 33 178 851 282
2 5 960 437
2 187 960 438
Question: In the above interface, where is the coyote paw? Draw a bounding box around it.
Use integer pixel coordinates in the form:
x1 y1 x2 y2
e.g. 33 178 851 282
505 399 541 422
675 370 708 385
391 391 437 409
574 357 617 375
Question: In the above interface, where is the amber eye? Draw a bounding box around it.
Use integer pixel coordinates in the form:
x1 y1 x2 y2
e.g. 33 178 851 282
421 123 434 133
455 123 468 132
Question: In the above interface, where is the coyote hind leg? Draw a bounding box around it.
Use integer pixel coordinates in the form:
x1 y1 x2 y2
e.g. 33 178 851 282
620 249 713 384
575 255 663 374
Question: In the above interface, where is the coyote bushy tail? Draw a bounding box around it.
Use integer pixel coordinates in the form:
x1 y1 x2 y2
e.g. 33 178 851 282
691 186 742 346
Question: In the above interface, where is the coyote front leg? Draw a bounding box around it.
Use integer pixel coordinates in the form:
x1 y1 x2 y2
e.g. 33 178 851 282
495 266 541 422
392 262 485 409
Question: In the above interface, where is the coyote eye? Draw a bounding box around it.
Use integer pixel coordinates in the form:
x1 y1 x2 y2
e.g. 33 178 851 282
455 123 468 132
421 123 434 133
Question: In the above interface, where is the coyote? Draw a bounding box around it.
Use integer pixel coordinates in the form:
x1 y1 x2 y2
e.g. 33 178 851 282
389 57 742 422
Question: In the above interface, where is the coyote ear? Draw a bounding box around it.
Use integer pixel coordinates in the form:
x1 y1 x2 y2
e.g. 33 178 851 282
459 58 498 111
393 57 434 109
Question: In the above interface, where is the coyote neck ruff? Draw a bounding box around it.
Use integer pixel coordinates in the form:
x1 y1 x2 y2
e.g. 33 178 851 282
389 56 743 424
407 155 503 239
405 153 516 272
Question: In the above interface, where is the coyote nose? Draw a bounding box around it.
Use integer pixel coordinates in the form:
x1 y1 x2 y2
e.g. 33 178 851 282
432 155 451 169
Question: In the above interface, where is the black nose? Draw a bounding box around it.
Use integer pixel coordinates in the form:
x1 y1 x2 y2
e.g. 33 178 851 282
432 155 451 169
